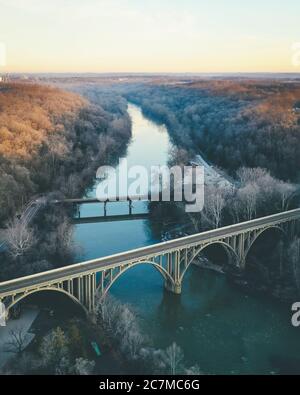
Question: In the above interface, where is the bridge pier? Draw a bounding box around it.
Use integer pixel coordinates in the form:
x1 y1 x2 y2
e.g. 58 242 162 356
236 233 245 269
75 204 80 218
237 255 246 271
164 280 182 295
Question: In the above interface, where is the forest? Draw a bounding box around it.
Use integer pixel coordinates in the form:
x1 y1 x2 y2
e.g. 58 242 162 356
0 82 131 280
123 78 300 181
0 83 131 224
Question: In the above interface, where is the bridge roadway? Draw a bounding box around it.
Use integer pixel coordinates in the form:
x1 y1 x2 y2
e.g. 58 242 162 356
72 213 149 224
0 197 46 251
52 194 150 204
52 187 199 205
1 208 300 298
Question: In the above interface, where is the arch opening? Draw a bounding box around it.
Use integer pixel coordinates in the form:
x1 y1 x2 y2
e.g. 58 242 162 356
180 241 239 283
245 226 286 287
97 260 174 299
7 288 87 320
287 189 300 210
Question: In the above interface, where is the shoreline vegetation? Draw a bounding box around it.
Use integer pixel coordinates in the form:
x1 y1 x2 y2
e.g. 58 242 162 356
2 293 202 375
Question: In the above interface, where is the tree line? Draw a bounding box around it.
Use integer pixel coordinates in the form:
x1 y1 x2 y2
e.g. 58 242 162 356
123 79 300 181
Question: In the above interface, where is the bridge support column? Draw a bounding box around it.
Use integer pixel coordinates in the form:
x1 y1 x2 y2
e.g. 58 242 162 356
164 250 182 294
75 204 80 218
164 280 182 295
288 220 297 238
129 199 132 215
236 233 246 270
238 257 246 271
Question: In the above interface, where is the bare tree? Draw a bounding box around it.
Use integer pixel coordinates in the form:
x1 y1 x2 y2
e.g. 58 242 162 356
48 134 69 176
237 167 269 186
4 327 30 354
185 364 203 375
187 213 203 232
117 306 136 335
168 146 190 167
122 327 145 360
74 358 95 375
162 342 184 375
276 181 296 211
140 347 170 374
236 167 296 215
5 218 35 259
40 327 69 370
237 183 259 220
204 185 227 228
116 305 145 359
95 296 146 361
228 194 242 224
95 295 122 334
57 217 74 254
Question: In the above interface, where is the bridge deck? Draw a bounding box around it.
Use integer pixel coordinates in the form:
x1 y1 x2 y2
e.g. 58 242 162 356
0 208 299 297
73 213 149 224
53 195 150 204
52 188 195 204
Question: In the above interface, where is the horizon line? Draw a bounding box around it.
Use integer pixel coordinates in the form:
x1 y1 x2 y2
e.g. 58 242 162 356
3 71 300 76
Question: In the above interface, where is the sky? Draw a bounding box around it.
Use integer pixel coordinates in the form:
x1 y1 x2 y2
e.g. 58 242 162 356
0 0 300 73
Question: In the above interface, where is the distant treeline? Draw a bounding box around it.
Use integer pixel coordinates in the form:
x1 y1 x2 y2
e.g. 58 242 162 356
0 83 131 224
124 79 300 181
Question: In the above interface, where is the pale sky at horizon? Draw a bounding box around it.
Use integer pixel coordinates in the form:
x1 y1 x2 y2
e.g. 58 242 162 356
0 0 300 73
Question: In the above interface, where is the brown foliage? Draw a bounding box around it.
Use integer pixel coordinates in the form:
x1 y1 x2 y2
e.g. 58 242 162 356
0 83 87 160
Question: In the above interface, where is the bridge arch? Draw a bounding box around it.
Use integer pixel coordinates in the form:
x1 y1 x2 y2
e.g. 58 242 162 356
179 240 240 283
97 260 175 299
6 287 88 317
245 225 287 262
286 188 300 210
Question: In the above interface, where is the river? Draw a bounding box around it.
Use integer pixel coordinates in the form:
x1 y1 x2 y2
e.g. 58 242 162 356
73 103 300 375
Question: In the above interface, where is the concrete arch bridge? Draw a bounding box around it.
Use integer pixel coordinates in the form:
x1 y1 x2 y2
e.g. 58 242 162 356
0 209 299 319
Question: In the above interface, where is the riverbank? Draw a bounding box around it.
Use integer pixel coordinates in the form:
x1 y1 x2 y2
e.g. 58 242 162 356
191 154 234 189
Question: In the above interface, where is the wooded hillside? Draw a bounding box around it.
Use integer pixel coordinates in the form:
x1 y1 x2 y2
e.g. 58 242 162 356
0 83 131 223
0 84 87 159
125 79 300 181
